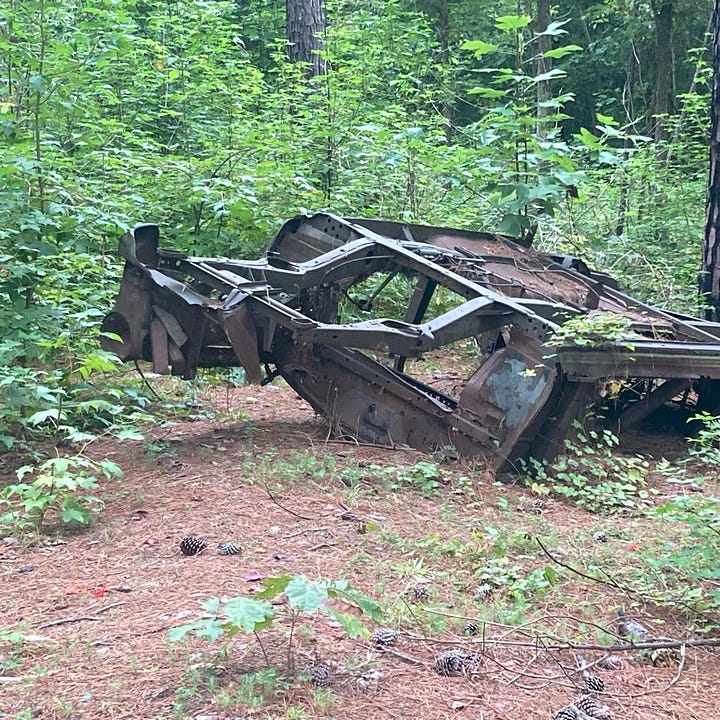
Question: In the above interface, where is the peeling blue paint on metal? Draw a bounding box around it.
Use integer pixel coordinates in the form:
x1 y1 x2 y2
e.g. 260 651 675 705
487 356 547 428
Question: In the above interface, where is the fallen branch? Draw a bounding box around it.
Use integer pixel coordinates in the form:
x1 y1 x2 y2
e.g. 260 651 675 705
37 601 126 630
537 537 702 615
536 538 628 591
281 525 330 539
263 483 314 520
309 541 338 551
374 646 426 666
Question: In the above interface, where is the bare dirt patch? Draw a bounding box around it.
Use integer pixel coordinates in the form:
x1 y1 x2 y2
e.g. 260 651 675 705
1 381 719 720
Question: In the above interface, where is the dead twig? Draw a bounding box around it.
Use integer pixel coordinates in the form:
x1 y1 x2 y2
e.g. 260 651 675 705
536 538 628 592
308 541 338 551
281 526 330 539
37 601 126 630
374 646 427 666
263 483 314 520
537 538 701 616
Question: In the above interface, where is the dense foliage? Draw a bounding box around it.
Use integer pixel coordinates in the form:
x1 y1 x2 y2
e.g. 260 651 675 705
0 0 715 530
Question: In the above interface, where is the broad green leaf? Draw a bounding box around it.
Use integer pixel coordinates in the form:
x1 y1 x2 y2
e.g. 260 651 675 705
254 574 292 600
405 127 424 139
467 87 507 99
575 127 601 149
59 507 91 524
223 596 274 633
461 40 498 58
596 113 618 125
495 15 531 31
29 74 44 93
324 608 368 639
598 150 622 165
543 45 582 59
114 428 144 441
201 597 221 615
26 409 63 426
538 20 570 36
543 566 557 585
285 575 329 613
531 68 567 84
329 584 382 621
168 618 224 643
15 465 34 481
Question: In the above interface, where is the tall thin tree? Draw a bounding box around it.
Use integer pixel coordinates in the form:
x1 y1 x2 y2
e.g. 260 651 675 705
702 0 720 320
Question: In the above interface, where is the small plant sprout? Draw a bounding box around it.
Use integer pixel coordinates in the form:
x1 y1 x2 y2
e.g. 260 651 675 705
168 575 381 676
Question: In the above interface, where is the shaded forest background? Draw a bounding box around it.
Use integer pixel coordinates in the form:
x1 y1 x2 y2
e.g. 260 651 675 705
0 0 715 455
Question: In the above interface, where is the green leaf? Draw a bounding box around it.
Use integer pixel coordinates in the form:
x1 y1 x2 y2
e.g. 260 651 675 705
29 74 45 93
328 583 382 621
495 15 531 31
531 68 567 84
201 597 221 615
26 409 63 426
59 506 91 524
115 428 144 441
254 574 292 600
467 87 507 99
168 618 225 643
598 150 622 165
324 608 368 639
222 596 274 633
596 113 618 126
285 575 329 613
543 566 557 585
461 40 498 58
538 20 570 36
543 45 582 59
575 127 601 149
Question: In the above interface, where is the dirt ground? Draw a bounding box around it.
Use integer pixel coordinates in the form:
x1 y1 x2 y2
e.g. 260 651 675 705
1 380 719 720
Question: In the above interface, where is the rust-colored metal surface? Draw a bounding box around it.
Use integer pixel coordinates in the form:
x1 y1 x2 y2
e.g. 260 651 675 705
101 213 720 469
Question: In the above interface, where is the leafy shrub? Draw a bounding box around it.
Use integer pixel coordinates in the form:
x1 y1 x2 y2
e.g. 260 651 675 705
1 455 122 534
524 425 651 512
687 412 720 466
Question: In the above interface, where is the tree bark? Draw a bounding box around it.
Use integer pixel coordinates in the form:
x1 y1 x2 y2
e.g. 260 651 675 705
533 0 553 135
286 0 326 77
701 0 720 320
651 0 674 144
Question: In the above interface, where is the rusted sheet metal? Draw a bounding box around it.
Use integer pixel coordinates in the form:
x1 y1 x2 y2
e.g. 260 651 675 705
102 213 720 468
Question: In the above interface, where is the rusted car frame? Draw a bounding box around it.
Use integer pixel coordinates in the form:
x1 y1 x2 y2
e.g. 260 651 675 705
101 213 720 469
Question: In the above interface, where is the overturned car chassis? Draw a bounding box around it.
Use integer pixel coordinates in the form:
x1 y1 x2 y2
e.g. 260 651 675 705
102 213 720 469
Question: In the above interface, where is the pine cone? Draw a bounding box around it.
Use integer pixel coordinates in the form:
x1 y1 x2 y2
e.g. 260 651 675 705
309 663 331 687
582 673 605 694
179 536 206 556
649 644 681 667
408 585 429 603
596 655 623 670
473 583 494 601
462 622 479 636
554 707 579 720
372 628 398 647
216 540 242 556
433 648 481 677
616 610 649 642
573 693 612 719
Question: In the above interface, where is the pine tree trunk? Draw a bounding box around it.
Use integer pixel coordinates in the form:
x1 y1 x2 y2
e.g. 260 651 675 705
701 0 720 320
652 0 674 144
286 0 326 77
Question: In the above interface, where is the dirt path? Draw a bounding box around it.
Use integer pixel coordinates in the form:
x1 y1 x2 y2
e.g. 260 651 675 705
1 382 718 719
